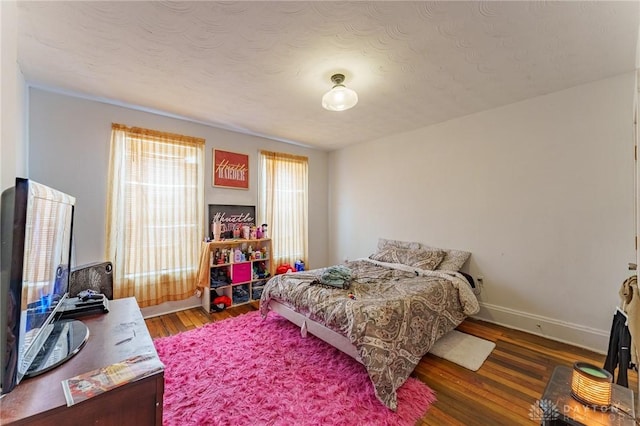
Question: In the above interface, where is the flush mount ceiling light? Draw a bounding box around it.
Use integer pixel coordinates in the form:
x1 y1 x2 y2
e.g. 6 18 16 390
322 73 358 112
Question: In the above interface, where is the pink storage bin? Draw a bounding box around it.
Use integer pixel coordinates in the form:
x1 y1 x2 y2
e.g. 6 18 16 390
232 262 251 283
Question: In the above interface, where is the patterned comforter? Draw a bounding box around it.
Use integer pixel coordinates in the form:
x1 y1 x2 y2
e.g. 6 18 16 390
259 258 480 410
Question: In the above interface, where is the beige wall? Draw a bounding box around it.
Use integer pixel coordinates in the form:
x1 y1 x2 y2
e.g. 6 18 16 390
328 73 636 353
28 88 329 316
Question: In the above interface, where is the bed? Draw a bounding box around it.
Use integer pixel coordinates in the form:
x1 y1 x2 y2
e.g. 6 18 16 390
259 239 480 410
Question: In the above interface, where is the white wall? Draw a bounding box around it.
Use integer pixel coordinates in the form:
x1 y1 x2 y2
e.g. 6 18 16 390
328 73 636 353
28 88 329 316
23 74 637 347
0 0 27 192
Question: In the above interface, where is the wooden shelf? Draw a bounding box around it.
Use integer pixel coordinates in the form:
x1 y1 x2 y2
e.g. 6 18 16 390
201 238 273 313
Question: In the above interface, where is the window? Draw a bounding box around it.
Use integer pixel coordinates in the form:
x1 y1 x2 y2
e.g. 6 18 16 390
106 124 205 307
259 151 308 267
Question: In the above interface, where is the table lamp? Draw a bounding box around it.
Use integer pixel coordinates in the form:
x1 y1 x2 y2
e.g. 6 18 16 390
570 361 613 409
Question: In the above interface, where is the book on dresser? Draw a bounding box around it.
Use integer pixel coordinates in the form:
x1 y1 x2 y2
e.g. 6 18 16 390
61 353 165 406
201 238 274 313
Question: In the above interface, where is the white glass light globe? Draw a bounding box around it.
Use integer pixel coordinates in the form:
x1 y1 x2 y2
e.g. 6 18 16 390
322 85 358 111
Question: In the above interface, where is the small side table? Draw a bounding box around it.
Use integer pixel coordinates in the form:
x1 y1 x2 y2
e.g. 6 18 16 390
538 365 635 425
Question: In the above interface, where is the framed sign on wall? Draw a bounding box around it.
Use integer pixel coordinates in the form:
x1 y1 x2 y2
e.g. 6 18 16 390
208 204 256 239
213 149 249 189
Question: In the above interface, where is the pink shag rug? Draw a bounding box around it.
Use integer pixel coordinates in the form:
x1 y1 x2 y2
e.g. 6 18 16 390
154 311 436 425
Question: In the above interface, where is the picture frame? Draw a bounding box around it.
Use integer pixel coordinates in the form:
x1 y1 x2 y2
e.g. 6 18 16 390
213 149 249 189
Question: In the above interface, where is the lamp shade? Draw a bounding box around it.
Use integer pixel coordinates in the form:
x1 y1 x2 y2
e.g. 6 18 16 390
322 74 358 111
570 362 612 409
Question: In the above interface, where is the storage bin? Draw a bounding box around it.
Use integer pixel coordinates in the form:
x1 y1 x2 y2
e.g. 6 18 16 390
231 262 251 283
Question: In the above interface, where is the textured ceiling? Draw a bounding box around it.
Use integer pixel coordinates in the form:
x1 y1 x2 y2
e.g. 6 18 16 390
17 1 640 151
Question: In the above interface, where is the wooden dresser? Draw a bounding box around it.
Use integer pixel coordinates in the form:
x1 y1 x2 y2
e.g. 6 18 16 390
0 297 164 425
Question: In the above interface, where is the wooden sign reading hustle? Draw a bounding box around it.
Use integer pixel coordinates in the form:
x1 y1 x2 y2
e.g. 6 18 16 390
213 149 249 189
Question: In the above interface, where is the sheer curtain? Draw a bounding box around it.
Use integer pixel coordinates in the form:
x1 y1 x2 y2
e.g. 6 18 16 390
259 150 308 267
106 124 205 307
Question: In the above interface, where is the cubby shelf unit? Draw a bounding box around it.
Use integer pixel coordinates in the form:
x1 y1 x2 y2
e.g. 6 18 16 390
200 238 273 313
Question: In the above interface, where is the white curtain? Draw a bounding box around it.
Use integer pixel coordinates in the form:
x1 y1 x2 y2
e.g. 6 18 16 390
259 150 308 268
106 124 205 307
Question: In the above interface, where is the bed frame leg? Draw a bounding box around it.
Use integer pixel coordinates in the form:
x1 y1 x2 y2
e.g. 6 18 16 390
301 320 308 338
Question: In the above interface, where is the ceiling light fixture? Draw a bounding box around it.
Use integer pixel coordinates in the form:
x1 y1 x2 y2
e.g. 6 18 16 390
322 74 358 112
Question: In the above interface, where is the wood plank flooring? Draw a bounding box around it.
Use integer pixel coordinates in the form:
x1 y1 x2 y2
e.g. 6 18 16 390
145 302 636 425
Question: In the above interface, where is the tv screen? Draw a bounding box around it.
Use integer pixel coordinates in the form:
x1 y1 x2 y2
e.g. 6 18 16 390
0 178 75 394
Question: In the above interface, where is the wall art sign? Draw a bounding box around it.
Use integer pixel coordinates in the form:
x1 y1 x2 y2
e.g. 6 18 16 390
213 149 249 189
208 204 256 239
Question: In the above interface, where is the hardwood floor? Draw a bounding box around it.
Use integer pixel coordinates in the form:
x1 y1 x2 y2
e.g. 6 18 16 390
145 302 636 425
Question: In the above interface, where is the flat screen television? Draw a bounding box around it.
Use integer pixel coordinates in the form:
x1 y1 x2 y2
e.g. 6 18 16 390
0 178 88 395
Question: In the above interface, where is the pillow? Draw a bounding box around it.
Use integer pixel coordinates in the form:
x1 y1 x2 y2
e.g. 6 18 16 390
370 247 446 270
423 245 471 271
377 238 421 251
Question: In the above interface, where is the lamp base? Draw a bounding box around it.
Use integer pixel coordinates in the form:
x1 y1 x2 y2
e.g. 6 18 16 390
569 391 610 411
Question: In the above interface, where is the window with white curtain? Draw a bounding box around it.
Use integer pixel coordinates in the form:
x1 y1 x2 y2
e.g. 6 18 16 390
106 124 205 307
258 150 308 268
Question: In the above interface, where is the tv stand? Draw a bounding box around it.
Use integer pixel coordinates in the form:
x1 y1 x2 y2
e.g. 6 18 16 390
0 298 164 425
25 319 89 378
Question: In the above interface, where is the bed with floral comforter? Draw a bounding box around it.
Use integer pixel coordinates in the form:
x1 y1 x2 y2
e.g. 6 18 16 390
259 257 479 410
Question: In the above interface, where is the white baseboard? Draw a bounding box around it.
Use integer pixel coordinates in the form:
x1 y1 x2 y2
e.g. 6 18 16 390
473 302 610 355
140 296 202 319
